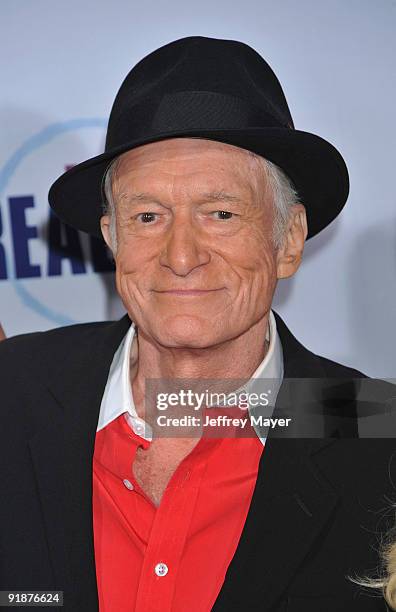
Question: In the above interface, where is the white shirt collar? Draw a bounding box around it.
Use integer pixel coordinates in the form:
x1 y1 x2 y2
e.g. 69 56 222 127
97 310 284 445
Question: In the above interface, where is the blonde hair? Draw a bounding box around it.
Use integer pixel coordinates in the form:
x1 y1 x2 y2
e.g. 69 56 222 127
348 509 396 609
382 537 396 608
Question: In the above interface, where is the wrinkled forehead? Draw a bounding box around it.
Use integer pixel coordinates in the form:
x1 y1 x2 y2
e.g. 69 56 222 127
110 137 269 197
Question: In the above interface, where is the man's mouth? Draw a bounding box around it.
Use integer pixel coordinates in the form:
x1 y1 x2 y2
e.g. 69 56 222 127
154 288 224 296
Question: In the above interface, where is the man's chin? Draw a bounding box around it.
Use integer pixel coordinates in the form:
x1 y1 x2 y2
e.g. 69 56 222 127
148 315 224 349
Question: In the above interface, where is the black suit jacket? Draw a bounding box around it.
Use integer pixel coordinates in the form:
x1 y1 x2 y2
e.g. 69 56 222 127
0 312 395 612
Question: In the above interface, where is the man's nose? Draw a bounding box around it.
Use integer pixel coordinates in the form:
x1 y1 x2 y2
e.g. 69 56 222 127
159 219 210 276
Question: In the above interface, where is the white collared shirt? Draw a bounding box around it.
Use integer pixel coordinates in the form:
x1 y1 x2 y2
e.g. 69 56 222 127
97 310 284 444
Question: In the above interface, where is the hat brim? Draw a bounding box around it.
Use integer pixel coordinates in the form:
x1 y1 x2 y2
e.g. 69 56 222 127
48 127 349 240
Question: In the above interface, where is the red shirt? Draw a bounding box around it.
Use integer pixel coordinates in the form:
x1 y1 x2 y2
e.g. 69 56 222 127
93 410 264 611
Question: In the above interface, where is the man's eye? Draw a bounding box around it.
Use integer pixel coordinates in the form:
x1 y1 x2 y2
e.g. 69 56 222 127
137 212 157 223
212 210 234 220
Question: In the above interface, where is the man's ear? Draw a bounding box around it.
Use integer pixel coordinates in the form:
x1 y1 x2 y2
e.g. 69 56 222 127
276 204 308 279
100 215 113 252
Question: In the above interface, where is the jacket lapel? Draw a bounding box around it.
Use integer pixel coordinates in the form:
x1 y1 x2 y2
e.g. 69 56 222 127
28 315 131 610
213 311 341 611
212 438 339 611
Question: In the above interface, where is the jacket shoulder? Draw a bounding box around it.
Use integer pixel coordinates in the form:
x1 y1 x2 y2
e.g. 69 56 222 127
273 310 368 379
0 318 130 428
0 320 114 375
313 353 367 379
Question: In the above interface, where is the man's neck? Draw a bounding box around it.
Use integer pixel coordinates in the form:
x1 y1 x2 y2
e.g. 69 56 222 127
130 313 270 420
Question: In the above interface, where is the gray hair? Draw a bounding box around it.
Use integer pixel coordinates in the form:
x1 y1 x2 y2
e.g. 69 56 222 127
102 148 301 253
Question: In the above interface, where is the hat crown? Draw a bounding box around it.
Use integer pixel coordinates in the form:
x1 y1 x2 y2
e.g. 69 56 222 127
105 36 294 150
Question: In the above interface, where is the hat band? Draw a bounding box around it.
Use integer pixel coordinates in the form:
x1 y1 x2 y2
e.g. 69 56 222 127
106 90 290 150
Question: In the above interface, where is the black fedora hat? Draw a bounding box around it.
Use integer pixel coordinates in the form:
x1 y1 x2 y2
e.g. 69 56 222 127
48 35 349 240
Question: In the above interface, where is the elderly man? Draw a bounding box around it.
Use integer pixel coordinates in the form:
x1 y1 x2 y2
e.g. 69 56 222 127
0 36 395 612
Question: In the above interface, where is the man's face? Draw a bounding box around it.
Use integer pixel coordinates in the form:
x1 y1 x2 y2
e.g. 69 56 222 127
101 138 300 348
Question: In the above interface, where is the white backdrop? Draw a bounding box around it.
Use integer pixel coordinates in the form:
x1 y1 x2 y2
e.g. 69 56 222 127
1 0 395 377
